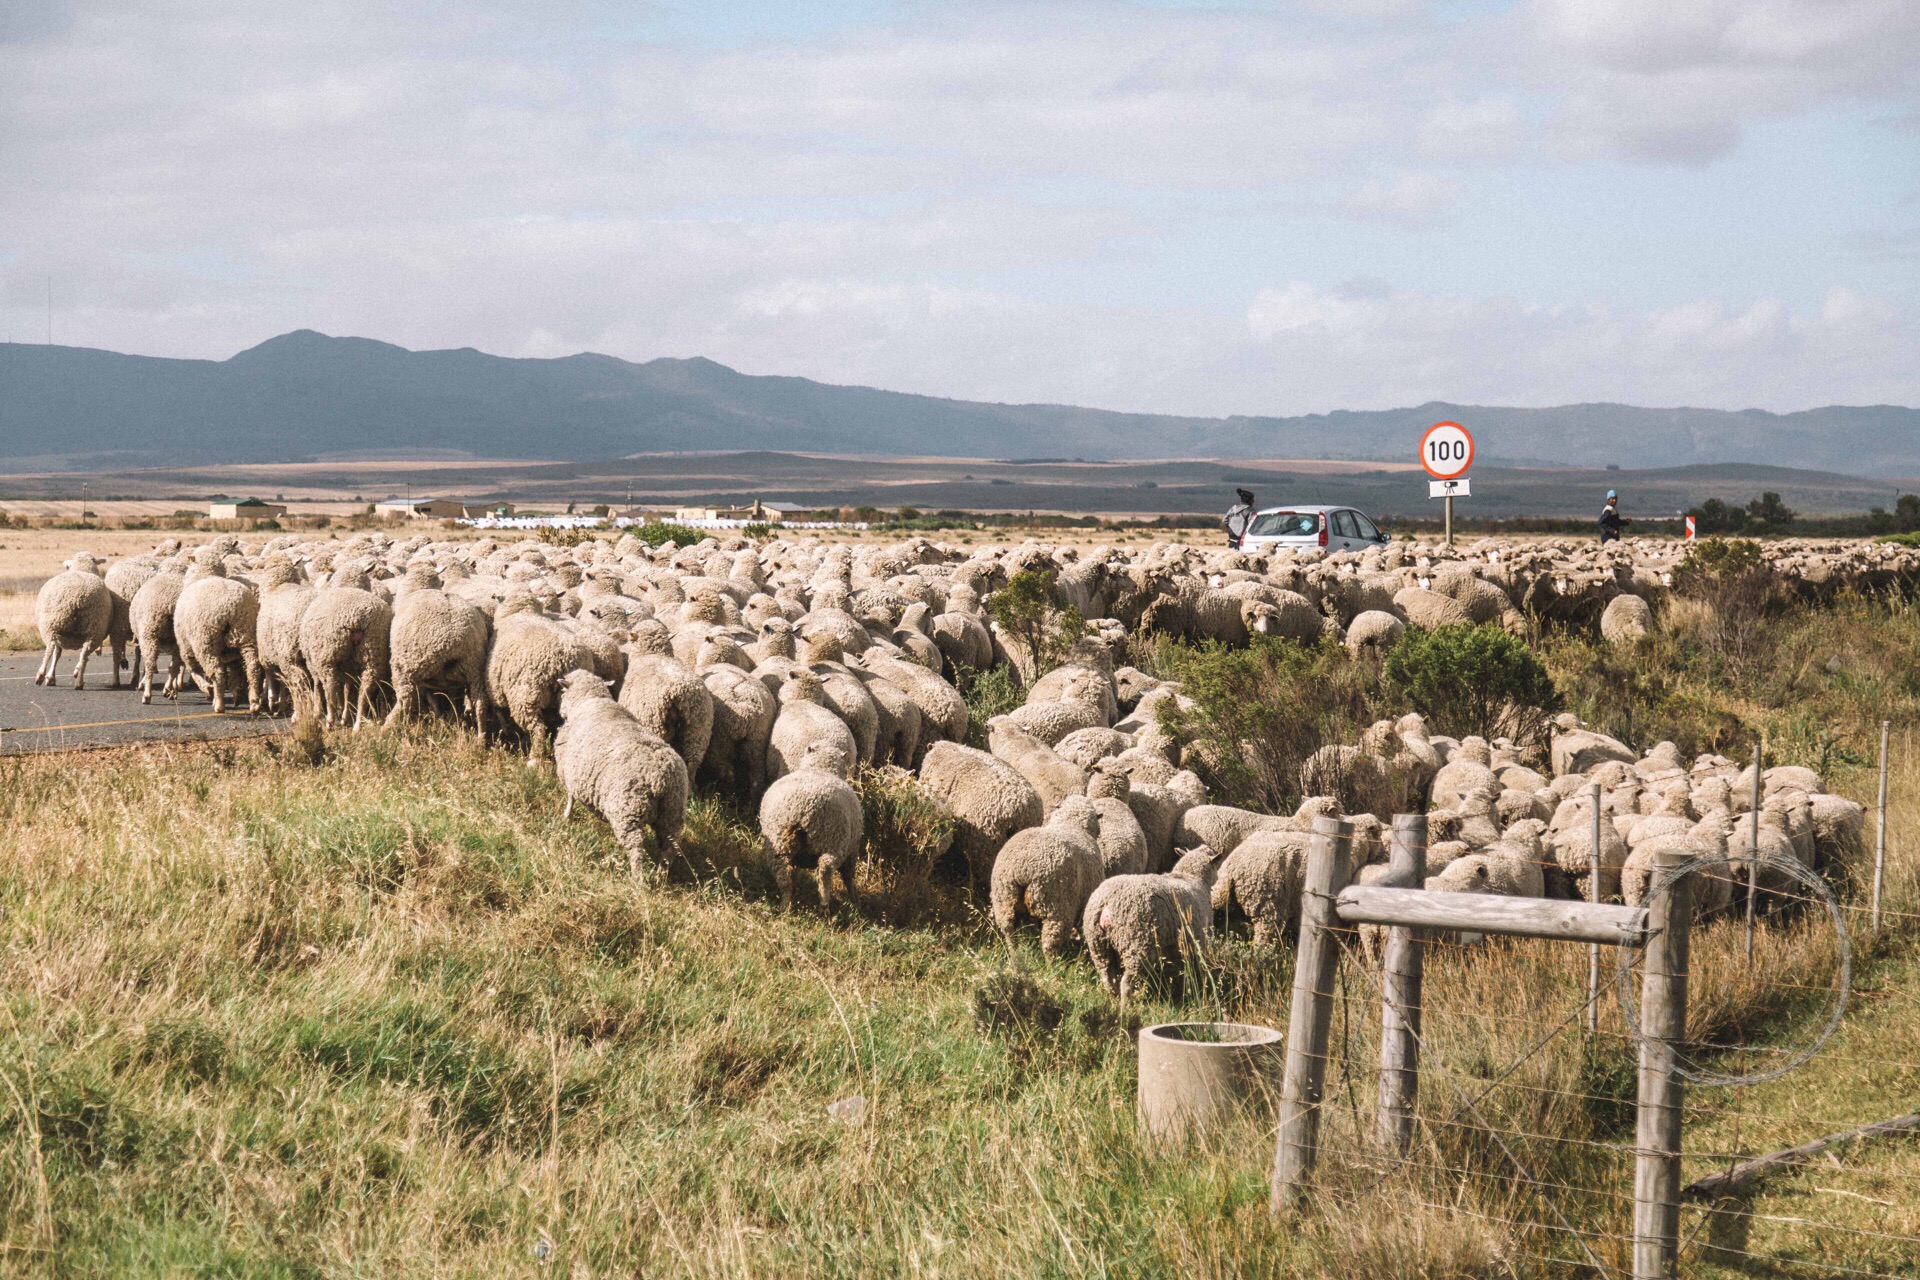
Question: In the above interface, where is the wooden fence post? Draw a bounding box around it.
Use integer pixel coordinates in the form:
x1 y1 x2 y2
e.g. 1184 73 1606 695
1589 780 1604 1032
1633 846 1693 1280
1271 815 1354 1213
1377 814 1426 1156
1873 719 1889 930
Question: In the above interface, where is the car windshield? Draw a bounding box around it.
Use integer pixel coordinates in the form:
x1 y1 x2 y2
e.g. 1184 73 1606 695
1248 511 1320 538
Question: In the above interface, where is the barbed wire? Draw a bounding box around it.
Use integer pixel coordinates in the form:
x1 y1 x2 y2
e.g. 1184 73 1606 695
1614 850 1851 1087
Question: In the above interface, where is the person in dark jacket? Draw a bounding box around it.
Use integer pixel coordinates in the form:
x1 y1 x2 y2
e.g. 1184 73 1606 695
1599 490 1631 544
1223 489 1256 548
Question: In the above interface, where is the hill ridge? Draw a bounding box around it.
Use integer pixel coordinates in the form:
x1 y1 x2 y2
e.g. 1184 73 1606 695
3 331 1917 475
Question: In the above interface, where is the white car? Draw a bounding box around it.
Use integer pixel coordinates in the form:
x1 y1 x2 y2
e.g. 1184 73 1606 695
1238 504 1388 554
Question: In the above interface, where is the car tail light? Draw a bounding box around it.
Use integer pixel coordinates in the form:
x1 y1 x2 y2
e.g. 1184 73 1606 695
1317 520 1328 548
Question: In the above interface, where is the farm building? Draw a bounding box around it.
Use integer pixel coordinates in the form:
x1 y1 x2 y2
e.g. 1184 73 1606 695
375 498 515 520
208 498 287 521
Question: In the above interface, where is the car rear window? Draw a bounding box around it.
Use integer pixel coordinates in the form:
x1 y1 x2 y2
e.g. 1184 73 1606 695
1249 511 1320 537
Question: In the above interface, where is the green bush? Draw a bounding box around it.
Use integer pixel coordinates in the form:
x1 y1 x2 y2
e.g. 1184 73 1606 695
957 663 1024 747
854 766 956 892
1384 624 1558 756
1671 537 1786 679
984 568 1085 684
1154 636 1390 813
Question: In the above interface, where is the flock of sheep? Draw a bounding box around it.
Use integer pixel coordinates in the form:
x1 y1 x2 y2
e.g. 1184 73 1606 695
28 528 1884 998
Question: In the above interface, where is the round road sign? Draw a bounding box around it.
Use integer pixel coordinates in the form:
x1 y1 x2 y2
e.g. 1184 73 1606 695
1420 421 1474 480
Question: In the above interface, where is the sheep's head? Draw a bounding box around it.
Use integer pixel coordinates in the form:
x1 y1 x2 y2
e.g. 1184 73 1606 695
1050 795 1100 840
1087 762 1131 802
801 629 846 664
626 619 673 657
781 670 828 705
800 741 852 777
1170 844 1221 886
556 668 612 715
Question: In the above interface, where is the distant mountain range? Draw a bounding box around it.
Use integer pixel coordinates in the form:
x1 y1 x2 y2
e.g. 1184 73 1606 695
4 330 1918 476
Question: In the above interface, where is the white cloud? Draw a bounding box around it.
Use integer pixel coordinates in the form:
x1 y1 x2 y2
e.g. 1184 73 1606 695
1340 169 1461 226
1521 0 1920 162
1243 280 1920 410
0 0 1914 419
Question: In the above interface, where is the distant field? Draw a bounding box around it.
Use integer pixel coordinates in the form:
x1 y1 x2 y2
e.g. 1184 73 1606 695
0 452 1911 520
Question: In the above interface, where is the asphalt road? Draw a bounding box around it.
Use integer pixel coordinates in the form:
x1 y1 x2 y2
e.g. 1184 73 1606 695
0 651 287 754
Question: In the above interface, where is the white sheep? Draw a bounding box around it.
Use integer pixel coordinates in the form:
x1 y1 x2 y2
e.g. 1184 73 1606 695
989 796 1105 957
555 670 688 875
1082 846 1221 1000
33 554 113 689
917 740 1045 889
173 560 264 714
759 741 865 911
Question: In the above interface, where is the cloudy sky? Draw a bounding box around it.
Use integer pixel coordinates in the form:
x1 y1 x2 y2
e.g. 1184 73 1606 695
3 0 1917 416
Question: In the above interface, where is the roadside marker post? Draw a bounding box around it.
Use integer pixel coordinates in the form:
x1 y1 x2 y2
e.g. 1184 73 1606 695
1420 421 1473 547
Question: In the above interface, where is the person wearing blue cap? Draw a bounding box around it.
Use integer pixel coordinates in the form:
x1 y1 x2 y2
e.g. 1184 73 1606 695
1598 490 1630 544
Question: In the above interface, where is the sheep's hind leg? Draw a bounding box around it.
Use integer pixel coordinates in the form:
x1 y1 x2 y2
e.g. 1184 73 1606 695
774 858 794 911
71 642 97 690
35 644 59 686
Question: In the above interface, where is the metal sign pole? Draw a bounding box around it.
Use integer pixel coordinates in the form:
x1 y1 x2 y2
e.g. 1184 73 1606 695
1444 495 1453 547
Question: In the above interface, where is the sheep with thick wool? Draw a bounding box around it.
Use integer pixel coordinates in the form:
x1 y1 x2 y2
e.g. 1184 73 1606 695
1211 827 1313 946
298 584 394 728
130 559 190 703
699 661 777 800
619 643 714 775
1084 763 1150 877
555 670 688 875
387 584 491 733
917 740 1045 889
989 795 1106 957
759 742 864 911
173 559 264 714
987 715 1087 817
1082 846 1222 1000
487 596 595 759
767 669 858 781
33 554 113 689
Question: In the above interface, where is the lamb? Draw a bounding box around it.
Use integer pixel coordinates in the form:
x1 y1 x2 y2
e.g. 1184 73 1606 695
1082 846 1222 1000
33 555 113 689
767 669 858 781
917 740 1045 888
759 742 865 911
989 796 1106 957
554 670 688 875
387 585 491 733
297 585 394 728
173 561 264 714
1211 828 1313 946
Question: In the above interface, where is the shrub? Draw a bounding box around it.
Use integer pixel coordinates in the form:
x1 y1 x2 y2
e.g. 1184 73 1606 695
1671 538 1785 679
854 766 955 891
1155 636 1389 813
625 520 706 548
1384 624 1558 757
957 663 1024 747
985 568 1085 684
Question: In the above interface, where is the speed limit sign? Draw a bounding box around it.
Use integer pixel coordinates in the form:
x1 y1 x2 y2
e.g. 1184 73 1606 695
1420 421 1474 480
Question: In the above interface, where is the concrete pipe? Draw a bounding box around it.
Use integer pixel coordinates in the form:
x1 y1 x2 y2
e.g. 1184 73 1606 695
1136 1021 1284 1148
